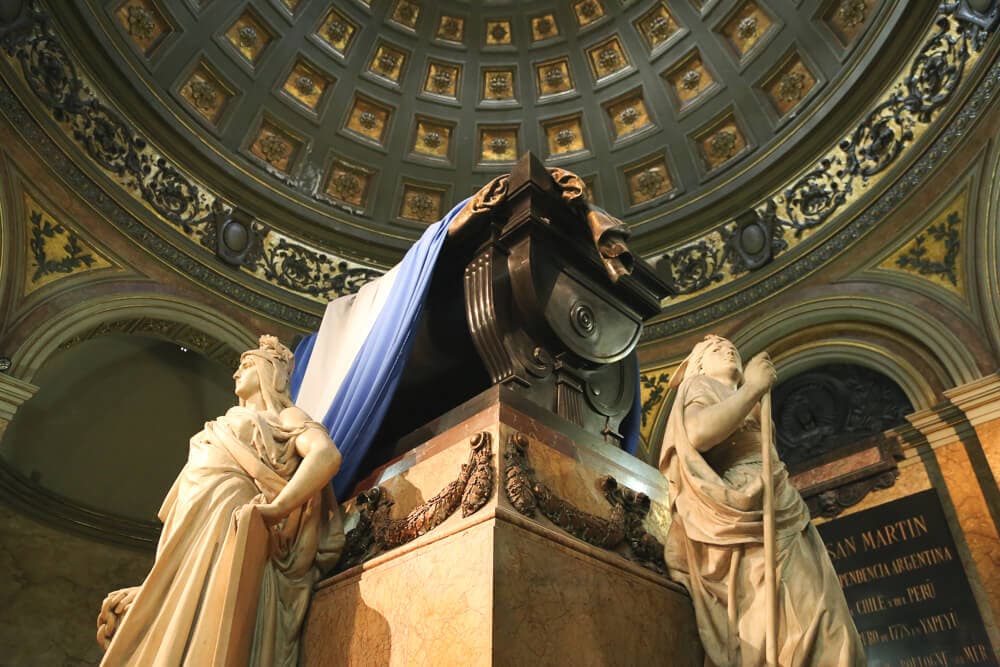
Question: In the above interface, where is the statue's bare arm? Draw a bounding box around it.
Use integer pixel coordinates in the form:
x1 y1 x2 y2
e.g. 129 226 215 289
256 407 342 524
685 353 775 453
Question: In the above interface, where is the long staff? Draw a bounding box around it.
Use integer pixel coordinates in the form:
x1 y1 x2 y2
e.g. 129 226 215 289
761 390 778 667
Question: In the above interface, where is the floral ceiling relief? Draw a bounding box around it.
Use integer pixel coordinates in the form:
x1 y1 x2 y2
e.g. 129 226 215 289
0 5 381 306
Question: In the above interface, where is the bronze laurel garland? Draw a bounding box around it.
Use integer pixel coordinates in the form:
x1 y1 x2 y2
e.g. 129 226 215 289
336 432 495 571
1 3 381 302
503 432 667 574
657 6 993 296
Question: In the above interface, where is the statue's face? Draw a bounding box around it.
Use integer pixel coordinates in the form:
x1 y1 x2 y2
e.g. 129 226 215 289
233 357 260 400
700 338 742 384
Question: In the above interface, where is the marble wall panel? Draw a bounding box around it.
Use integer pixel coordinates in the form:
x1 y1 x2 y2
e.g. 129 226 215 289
0 502 152 666
493 519 701 666
303 521 495 666
934 439 1000 636
974 418 1000 483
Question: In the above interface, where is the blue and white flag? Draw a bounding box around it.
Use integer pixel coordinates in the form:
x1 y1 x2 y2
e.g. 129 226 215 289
290 197 640 498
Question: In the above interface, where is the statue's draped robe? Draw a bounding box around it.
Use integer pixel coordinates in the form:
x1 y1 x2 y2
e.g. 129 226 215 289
100 406 344 667
660 375 864 667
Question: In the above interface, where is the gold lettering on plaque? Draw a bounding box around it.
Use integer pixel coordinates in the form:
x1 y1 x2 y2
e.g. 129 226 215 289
826 534 858 561
860 515 929 552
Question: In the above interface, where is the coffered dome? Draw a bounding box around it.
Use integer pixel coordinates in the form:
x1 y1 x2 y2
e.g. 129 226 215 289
61 0 923 263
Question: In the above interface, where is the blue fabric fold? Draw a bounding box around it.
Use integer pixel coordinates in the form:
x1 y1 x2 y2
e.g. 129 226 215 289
291 198 469 497
290 197 645 497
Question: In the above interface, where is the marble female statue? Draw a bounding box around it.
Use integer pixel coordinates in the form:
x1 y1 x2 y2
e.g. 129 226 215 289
658 335 864 666
96 335 345 666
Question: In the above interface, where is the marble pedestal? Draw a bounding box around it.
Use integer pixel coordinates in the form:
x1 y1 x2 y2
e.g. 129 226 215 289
302 387 702 666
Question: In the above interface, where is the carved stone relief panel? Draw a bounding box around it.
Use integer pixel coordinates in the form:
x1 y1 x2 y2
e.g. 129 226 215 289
530 13 559 42
760 49 818 118
314 8 357 56
435 14 465 44
542 115 586 158
586 35 630 81
478 126 519 164
280 59 332 115
180 60 235 126
114 0 173 57
223 8 274 68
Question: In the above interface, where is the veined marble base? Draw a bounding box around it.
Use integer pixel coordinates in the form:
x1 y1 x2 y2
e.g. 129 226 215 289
301 387 702 666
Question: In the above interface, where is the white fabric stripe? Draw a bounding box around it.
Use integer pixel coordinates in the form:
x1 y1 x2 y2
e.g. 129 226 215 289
294 264 400 420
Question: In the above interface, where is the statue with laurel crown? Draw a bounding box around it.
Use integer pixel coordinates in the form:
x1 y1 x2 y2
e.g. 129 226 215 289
96 335 345 667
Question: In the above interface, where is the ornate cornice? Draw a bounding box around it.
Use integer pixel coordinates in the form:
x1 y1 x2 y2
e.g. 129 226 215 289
0 2 995 336
0 2 379 320
645 21 999 339
648 5 996 298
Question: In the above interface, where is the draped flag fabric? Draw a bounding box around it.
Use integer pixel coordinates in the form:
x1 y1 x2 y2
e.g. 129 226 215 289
290 198 641 498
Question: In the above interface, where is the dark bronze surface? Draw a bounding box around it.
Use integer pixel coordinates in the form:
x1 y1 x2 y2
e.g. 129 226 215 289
363 156 670 480
503 431 667 575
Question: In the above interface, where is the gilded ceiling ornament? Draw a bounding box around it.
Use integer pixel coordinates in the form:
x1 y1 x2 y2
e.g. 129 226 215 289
408 192 436 220
837 0 867 28
28 210 99 281
490 136 510 154
397 1 416 23
737 16 758 40
637 168 665 197
681 69 702 90
189 80 218 111
259 134 287 164
545 66 564 85
894 211 961 285
647 15 671 41
778 71 806 102
377 52 398 73
619 106 640 126
579 1 598 18
422 131 441 148
598 47 620 70
555 128 576 147
489 73 510 93
441 17 460 38
331 171 361 198
431 69 452 91
327 20 348 42
709 130 738 158
126 5 155 40
237 25 258 48
358 111 378 129
295 75 315 95
536 17 553 35
490 23 508 42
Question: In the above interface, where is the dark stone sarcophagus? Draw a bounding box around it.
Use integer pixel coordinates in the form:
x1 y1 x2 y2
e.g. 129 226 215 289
364 154 672 478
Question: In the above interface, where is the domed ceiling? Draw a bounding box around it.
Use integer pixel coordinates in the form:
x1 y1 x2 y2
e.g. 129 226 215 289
59 0 922 260
3 0 993 329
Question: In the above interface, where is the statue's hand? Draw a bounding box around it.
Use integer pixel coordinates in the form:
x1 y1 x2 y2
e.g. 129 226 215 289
96 586 140 650
256 501 289 526
744 352 776 398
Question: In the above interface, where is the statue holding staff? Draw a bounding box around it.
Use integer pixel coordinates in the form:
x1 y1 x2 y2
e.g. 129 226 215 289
658 335 864 666
96 335 345 667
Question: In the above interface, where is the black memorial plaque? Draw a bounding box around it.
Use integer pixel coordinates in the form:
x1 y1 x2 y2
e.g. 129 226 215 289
817 489 996 666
